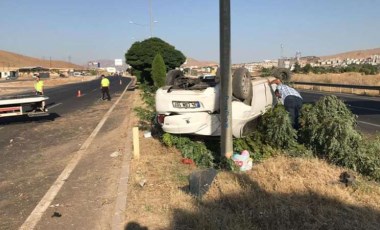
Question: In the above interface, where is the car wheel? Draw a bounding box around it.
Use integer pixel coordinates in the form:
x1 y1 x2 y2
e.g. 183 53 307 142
272 68 292 81
215 68 220 83
232 67 252 102
165 70 184 86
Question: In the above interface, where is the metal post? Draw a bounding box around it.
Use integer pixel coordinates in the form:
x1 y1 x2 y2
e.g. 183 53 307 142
220 0 233 158
149 0 153 37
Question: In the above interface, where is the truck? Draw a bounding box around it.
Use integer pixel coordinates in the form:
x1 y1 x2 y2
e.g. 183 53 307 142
155 67 284 138
0 94 49 118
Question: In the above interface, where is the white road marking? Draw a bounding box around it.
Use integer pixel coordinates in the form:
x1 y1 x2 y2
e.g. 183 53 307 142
0 127 4 130
92 89 97 92
357 121 380 128
19 82 132 230
46 103 62 109
111 80 133 230
349 105 380 113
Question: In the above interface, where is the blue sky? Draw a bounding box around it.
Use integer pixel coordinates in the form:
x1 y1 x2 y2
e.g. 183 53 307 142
1 0 379 64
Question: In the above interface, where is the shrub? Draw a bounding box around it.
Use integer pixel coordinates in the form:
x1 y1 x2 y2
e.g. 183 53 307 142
257 105 297 149
357 137 380 180
161 133 215 168
151 53 166 87
299 96 380 181
299 96 361 161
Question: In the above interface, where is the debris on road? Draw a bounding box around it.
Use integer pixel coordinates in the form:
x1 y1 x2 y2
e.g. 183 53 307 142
51 212 62 218
181 158 194 165
110 151 121 158
49 204 60 208
143 131 152 138
189 168 217 198
139 179 147 187
339 171 356 187
232 150 253 171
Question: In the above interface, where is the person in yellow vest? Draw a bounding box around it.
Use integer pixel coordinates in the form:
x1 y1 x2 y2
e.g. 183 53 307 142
34 75 44 95
100 75 111 101
34 75 46 111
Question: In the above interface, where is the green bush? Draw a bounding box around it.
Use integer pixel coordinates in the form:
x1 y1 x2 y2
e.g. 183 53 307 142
299 96 380 181
258 105 297 149
133 83 157 130
299 96 360 159
232 105 307 161
151 53 166 87
298 63 379 75
355 137 380 180
161 133 215 168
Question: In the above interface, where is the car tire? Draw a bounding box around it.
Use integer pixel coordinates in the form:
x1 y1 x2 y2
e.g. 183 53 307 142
215 68 220 83
272 68 292 81
232 67 252 102
165 70 183 86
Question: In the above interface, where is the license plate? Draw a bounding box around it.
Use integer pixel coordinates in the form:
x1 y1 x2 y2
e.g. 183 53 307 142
172 101 200 108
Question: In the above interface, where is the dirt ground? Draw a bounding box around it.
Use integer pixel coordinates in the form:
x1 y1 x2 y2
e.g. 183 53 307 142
124 90 380 229
125 132 380 229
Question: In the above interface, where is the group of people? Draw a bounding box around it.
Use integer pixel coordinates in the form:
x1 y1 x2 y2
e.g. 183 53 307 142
33 74 112 111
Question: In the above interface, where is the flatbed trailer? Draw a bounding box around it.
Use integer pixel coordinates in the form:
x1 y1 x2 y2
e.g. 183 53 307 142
0 94 49 118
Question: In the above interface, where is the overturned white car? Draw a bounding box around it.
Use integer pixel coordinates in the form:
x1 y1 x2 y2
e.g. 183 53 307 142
155 67 280 138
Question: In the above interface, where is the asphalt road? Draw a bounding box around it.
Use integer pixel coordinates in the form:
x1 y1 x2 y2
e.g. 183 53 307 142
300 90 380 134
1 76 131 116
0 76 131 147
0 76 132 229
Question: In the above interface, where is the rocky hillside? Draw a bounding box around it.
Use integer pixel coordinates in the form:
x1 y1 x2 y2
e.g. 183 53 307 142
0 50 83 69
321 47 380 60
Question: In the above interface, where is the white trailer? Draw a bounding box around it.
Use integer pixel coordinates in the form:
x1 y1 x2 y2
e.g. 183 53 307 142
0 94 49 118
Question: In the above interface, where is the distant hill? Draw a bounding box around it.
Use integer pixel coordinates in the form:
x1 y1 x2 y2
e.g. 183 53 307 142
181 57 218 68
321 48 380 60
0 50 83 69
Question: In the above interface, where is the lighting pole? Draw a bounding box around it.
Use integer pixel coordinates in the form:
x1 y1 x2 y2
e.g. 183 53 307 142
129 20 158 38
220 0 233 158
149 0 153 37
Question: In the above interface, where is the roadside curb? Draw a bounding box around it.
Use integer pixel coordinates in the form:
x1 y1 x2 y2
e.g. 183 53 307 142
111 82 137 230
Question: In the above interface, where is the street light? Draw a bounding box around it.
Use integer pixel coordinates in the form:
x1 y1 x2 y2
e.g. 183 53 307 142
129 20 158 38
129 0 158 38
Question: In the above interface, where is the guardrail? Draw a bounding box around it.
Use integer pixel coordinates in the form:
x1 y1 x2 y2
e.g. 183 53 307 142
292 81 380 95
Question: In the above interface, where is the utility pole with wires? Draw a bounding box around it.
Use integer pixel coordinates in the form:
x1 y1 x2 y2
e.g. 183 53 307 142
220 0 233 159
149 0 153 38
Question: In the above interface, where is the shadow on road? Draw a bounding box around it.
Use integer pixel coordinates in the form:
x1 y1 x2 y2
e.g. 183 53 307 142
0 113 60 125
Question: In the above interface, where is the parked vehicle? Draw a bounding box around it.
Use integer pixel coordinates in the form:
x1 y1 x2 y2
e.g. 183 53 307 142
155 67 282 138
73 72 82 77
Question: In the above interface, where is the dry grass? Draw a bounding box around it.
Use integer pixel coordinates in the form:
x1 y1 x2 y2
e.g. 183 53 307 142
124 132 380 229
293 73 380 96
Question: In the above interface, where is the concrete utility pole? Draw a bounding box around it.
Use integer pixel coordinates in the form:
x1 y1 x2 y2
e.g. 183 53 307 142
149 0 153 38
220 0 233 158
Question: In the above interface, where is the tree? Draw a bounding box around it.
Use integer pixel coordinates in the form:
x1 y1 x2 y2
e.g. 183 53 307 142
151 53 166 87
292 62 302 73
302 63 312 74
125 37 186 83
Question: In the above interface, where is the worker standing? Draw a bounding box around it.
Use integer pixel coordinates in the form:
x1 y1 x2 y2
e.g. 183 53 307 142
101 75 111 101
34 75 46 111
269 78 303 130
34 75 44 95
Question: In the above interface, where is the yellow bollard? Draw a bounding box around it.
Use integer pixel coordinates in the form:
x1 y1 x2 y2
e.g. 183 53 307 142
132 127 140 160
